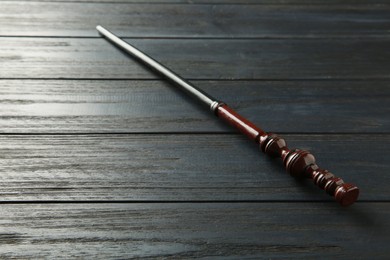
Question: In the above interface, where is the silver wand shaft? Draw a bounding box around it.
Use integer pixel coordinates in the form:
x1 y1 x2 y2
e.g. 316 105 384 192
96 25 219 112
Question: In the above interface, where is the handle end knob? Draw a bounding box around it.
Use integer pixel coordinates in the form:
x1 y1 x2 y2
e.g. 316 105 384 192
335 183 359 207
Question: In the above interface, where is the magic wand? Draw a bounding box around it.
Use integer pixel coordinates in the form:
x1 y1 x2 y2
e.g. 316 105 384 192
96 25 359 206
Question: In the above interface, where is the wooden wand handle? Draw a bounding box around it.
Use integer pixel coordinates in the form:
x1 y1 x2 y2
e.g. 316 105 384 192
217 103 359 206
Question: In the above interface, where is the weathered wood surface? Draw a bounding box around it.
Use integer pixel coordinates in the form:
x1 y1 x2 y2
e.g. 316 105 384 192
0 80 387 133
0 134 387 201
6 0 389 3
0 203 388 258
4 0 390 4
1 38 390 79
1 2 389 37
1 0 389 258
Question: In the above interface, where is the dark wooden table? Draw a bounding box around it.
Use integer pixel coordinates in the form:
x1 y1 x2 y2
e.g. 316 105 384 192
1 0 389 258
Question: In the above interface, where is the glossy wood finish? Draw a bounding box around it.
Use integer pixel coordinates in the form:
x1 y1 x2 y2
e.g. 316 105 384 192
216 104 265 140
259 133 359 206
217 104 359 206
2 0 389 258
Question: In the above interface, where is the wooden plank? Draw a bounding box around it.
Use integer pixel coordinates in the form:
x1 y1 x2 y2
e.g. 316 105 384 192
1 2 389 37
0 134 387 201
5 0 390 5
0 79 388 133
1 38 390 80
0 202 388 258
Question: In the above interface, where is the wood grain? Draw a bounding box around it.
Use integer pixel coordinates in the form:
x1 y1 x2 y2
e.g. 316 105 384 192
8 0 388 3
0 134 387 201
0 203 388 258
1 38 390 80
0 79 387 133
1 2 389 37
1 0 389 258
5 0 390 4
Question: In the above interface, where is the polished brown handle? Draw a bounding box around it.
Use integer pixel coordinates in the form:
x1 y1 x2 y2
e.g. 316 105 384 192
217 104 359 206
259 133 359 206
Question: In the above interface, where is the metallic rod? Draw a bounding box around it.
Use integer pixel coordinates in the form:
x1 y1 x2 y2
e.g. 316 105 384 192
96 25 219 111
96 26 359 206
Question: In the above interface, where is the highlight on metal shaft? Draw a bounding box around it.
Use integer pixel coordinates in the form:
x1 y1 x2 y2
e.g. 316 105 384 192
96 25 359 206
96 25 219 111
